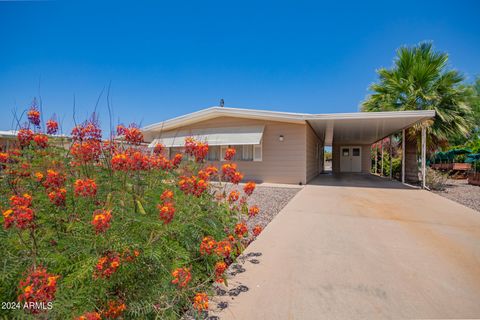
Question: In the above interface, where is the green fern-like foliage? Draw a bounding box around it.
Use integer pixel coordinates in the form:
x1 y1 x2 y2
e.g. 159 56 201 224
0 133 245 319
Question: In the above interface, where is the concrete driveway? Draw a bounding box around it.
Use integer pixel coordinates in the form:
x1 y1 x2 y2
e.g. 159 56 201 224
212 174 480 319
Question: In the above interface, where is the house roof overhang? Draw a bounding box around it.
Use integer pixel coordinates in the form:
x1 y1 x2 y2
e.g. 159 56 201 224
141 107 307 133
306 110 435 146
141 107 435 146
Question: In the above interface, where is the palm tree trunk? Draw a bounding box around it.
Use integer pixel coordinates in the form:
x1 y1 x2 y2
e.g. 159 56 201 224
405 131 419 183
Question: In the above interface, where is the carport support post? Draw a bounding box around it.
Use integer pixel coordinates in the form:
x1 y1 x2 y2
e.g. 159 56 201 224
421 125 427 189
374 144 378 174
381 140 384 176
402 129 405 183
389 135 393 179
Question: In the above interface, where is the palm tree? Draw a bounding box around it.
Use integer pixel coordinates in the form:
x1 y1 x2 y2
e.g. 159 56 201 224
362 42 473 182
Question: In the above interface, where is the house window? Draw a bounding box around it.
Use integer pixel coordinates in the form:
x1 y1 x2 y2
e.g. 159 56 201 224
342 148 349 157
253 143 262 161
233 146 243 161
170 147 184 159
242 145 254 161
207 146 220 161
219 144 260 161
168 144 262 162
220 146 227 161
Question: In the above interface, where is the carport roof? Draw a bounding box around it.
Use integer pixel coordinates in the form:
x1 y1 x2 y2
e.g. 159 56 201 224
142 107 435 145
306 111 435 146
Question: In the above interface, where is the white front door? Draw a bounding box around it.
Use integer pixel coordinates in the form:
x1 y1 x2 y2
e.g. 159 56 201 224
340 146 362 173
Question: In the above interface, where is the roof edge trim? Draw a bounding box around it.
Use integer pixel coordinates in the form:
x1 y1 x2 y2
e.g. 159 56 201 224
141 107 436 133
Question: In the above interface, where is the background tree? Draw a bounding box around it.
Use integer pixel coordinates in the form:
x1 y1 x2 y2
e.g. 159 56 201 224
449 76 480 146
362 42 473 182
468 77 480 128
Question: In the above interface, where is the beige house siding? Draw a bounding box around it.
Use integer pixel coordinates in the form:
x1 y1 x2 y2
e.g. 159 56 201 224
148 116 308 184
332 144 340 173
305 124 322 182
0 137 16 151
332 144 371 174
361 145 371 173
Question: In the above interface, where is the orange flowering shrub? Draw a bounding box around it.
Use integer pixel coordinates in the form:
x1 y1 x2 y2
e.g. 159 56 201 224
193 292 209 312
214 261 228 283
48 188 66 206
0 105 262 319
27 104 41 127
34 171 44 182
253 225 263 236
243 181 256 196
171 267 192 288
3 194 34 229
33 134 49 148
10 194 33 207
43 169 66 189
121 248 140 262
200 236 217 255
228 190 240 202
74 178 98 197
249 205 260 217
198 165 218 180
160 189 174 201
185 137 209 162
71 140 102 164
17 128 34 147
92 209 112 233
71 119 102 142
178 175 208 197
18 266 59 314
123 124 144 145
103 300 127 319
158 201 175 224
153 143 164 154
224 147 236 160
111 152 129 171
116 124 126 136
215 239 233 258
46 118 59 135
172 153 183 167
70 118 103 166
94 252 121 279
221 163 243 184
234 222 248 238
0 152 9 163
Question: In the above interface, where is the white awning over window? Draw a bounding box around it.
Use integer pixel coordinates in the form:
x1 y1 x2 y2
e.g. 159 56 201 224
148 126 264 148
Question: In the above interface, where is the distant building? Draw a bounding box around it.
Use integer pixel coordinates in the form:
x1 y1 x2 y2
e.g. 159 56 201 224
0 130 72 151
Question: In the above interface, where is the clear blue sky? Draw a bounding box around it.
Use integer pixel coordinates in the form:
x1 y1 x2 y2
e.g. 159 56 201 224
0 0 479 134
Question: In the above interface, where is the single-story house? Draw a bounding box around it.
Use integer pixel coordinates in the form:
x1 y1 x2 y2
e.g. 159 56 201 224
141 107 435 185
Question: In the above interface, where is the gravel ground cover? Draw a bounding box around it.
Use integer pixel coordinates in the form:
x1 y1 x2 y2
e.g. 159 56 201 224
214 182 302 231
244 185 301 230
432 179 480 212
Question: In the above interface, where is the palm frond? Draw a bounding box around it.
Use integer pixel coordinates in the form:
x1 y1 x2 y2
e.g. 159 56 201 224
362 42 474 148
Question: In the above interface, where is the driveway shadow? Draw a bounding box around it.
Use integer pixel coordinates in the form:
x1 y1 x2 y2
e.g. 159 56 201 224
308 173 415 189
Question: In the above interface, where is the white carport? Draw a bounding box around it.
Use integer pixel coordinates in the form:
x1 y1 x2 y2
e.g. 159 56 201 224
305 110 435 188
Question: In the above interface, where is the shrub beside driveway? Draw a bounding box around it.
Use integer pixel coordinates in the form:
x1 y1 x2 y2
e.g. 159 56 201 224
0 107 267 319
